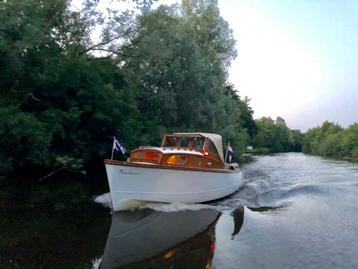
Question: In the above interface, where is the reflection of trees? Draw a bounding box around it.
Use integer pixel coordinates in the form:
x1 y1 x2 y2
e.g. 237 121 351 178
0 205 110 268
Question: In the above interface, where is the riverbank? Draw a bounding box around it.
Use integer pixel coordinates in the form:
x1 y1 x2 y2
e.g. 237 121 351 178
304 153 358 164
0 172 108 211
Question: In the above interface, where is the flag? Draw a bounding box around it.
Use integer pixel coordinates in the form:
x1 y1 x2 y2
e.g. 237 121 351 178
113 138 127 155
227 143 234 163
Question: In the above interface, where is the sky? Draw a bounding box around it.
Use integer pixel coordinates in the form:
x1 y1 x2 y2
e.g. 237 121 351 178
215 0 358 130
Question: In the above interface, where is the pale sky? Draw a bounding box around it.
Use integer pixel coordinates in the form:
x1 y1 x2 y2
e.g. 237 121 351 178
216 0 358 130
75 0 358 131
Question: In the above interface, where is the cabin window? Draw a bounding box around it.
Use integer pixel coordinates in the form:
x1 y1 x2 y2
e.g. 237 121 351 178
162 136 205 149
193 137 205 149
131 151 161 161
167 155 187 165
132 151 144 158
208 141 218 155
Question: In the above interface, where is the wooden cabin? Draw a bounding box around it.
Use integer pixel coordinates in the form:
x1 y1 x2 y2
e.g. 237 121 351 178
129 133 226 169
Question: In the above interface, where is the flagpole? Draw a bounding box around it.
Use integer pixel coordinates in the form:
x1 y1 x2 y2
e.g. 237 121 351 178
224 141 230 163
111 137 115 160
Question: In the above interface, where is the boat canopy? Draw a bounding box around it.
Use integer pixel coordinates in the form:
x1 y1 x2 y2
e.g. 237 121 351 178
171 133 224 163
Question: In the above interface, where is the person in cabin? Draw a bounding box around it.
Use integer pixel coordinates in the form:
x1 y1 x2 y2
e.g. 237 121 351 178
188 139 196 149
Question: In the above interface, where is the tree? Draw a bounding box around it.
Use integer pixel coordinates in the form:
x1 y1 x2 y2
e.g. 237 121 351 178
289 129 304 152
119 1 249 152
0 0 258 185
341 123 358 157
225 85 257 137
302 121 357 159
0 0 140 180
252 116 301 153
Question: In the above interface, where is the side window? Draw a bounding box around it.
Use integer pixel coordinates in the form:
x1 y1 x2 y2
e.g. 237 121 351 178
208 140 218 154
194 137 205 149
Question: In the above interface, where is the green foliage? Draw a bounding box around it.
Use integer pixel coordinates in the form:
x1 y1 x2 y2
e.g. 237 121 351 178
120 1 251 153
0 106 51 172
289 129 304 152
341 123 358 157
0 0 140 179
318 133 342 157
0 0 257 185
303 122 358 159
225 85 257 137
251 117 304 153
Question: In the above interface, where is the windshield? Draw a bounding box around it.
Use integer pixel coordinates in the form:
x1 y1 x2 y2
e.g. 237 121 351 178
162 136 205 150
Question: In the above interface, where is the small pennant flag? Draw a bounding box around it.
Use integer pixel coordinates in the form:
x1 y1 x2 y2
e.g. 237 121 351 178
113 138 127 155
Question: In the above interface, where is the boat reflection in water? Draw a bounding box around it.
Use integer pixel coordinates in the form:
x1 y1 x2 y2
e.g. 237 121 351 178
231 206 244 240
100 208 222 269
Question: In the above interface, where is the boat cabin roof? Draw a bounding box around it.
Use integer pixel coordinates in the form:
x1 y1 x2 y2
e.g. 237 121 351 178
161 133 224 163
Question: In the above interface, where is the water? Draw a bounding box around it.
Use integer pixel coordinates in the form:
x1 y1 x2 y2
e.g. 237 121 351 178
2 153 358 268
212 153 358 269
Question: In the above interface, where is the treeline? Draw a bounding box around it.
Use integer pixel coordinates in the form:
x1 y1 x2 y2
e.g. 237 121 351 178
303 121 358 159
0 0 256 183
1 0 355 192
250 117 304 153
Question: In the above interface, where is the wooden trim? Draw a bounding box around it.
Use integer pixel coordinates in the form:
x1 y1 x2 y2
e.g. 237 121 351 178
104 159 238 174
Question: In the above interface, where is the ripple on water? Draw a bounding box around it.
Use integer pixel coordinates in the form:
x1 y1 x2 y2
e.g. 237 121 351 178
93 153 358 269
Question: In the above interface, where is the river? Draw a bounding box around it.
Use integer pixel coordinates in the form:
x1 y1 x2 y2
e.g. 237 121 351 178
1 153 358 268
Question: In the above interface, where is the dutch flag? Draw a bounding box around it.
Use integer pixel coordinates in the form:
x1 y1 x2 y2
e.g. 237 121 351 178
227 143 234 163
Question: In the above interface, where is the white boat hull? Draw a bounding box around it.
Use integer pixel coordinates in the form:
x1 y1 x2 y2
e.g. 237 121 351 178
105 162 243 211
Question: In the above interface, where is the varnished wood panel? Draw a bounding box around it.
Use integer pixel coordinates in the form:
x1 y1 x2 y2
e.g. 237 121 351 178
104 159 237 174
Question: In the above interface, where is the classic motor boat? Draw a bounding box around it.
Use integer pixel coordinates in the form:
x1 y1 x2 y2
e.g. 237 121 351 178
104 133 244 211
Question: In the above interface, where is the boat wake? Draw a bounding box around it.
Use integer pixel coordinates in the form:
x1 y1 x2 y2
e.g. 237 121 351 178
94 180 347 214
94 193 112 208
91 257 102 269
94 192 217 212
138 201 216 212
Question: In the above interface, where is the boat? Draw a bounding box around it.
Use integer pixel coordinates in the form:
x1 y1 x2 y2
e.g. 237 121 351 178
104 133 244 211
99 208 221 268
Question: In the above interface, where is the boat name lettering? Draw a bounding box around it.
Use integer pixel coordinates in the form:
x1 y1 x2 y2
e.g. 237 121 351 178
119 169 140 175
